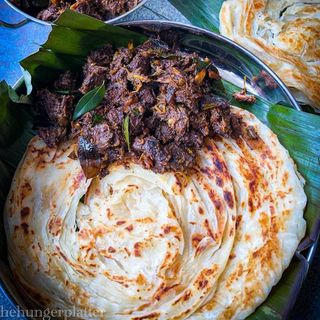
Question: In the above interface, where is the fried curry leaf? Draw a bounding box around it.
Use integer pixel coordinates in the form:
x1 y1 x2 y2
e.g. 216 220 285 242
124 115 130 151
193 56 210 72
92 113 104 127
73 83 106 121
131 108 140 116
191 57 225 94
77 135 101 179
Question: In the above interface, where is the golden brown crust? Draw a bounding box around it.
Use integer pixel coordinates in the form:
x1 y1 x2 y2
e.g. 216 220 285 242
5 108 306 319
220 0 320 109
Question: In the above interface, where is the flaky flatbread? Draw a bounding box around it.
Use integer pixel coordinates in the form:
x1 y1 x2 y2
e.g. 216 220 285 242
219 0 320 109
4 107 306 319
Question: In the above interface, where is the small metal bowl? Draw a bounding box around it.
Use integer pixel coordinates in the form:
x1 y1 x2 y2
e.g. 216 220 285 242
0 20 311 320
1 0 148 27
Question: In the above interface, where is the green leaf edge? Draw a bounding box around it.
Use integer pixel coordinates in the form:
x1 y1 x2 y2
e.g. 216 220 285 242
73 82 106 120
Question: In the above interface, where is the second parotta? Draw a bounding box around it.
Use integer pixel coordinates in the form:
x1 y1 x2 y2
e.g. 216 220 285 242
219 0 320 109
4 107 306 319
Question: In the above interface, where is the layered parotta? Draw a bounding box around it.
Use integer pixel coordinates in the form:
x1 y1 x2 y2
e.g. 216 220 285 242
4 107 306 319
219 0 320 109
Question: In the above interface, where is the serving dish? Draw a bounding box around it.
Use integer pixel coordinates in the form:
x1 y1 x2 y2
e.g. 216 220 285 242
1 0 148 27
0 19 318 320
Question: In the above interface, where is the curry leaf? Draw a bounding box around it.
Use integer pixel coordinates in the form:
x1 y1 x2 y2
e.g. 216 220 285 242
73 83 106 121
131 108 140 116
92 113 104 127
193 56 210 72
124 115 130 151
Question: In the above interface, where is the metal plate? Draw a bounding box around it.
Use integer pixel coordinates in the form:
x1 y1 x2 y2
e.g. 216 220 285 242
3 0 148 26
0 20 312 320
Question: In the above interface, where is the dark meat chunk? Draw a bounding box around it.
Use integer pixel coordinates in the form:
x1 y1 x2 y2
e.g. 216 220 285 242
89 122 114 153
100 147 125 177
128 53 150 76
110 67 128 88
233 88 256 104
154 122 175 144
110 47 133 73
105 83 129 108
70 0 91 15
177 53 198 70
209 107 232 137
189 112 210 137
164 143 197 173
176 130 204 150
88 44 114 67
100 0 125 15
79 65 109 95
70 0 104 20
252 70 278 89
21 0 141 22
100 0 136 15
132 136 171 172
230 113 242 139
37 4 68 21
53 70 78 92
128 110 144 136
103 106 124 128
170 112 189 135
34 38 246 178
137 84 156 108
155 105 189 136
69 112 92 140
79 44 114 94
144 113 159 132
164 84 176 106
35 89 74 146
175 87 201 111
36 89 74 127
197 94 233 137
37 126 68 148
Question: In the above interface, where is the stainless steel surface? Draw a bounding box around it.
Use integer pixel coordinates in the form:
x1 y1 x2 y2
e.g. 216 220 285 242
117 20 301 111
0 17 28 27
1 0 148 26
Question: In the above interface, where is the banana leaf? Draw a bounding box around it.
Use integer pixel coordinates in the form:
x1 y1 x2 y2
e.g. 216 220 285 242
0 9 319 320
20 10 148 92
168 0 224 33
